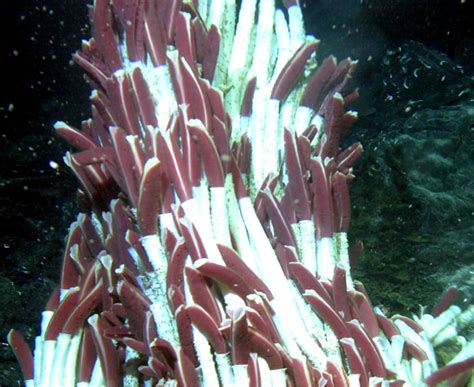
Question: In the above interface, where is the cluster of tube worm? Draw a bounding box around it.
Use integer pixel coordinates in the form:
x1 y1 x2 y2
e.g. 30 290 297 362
8 0 474 386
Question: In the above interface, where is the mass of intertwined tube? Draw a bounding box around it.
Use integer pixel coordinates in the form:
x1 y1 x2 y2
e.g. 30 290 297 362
8 1 474 386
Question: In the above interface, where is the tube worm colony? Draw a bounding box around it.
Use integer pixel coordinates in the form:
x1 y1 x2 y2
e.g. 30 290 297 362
8 0 474 386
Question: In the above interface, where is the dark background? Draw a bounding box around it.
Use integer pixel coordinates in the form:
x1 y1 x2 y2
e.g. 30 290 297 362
1 0 473 385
